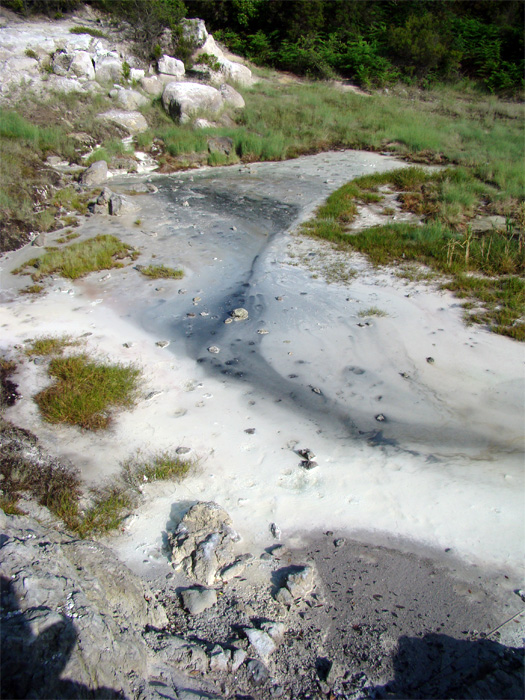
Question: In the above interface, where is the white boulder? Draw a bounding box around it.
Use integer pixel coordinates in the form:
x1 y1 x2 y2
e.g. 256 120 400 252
162 81 223 124
129 67 145 81
220 83 245 108
158 54 185 77
140 75 164 96
97 109 149 134
115 88 149 110
69 51 95 80
95 56 123 83
181 18 208 49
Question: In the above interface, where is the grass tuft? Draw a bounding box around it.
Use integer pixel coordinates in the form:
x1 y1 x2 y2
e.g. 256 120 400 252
34 354 140 430
13 234 139 281
358 307 388 318
138 264 184 280
25 334 80 357
69 26 108 39
20 284 45 295
122 449 192 490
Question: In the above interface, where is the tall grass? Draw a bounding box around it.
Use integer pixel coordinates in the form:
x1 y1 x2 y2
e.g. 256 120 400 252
14 235 139 281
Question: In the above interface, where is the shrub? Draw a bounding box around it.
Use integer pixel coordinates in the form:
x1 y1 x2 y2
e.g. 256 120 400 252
138 264 184 279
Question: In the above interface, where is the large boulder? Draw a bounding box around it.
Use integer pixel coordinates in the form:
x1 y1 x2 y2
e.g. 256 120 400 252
114 88 149 110
167 501 240 585
140 75 164 96
80 160 107 186
181 18 208 49
97 109 149 134
195 34 253 87
69 51 95 80
109 193 140 216
162 82 223 124
158 54 185 78
95 56 123 83
220 83 245 108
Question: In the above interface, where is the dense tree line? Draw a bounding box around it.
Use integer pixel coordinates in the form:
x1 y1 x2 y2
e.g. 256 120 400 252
4 0 523 93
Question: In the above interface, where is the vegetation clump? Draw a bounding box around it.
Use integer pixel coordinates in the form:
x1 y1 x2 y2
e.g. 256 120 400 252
34 353 141 430
13 235 139 281
301 167 524 340
138 264 184 279
24 334 80 357
122 449 192 489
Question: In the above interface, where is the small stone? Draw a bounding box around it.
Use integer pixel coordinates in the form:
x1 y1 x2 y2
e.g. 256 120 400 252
286 565 315 598
260 621 286 643
231 648 246 672
224 318 233 324
33 357 46 365
208 345 220 354
300 460 318 469
311 386 322 395
269 544 288 559
275 296 284 301
178 289 187 294
257 329 269 335
270 523 281 540
156 340 170 348
375 414 386 422
176 447 192 455
187 313 196 318
244 428 256 434
334 538 346 548
244 628 276 661
275 587 293 606
209 644 231 672
299 448 316 460
182 201 189 207
231 307 249 321
193 296 201 302
145 390 163 401
247 659 269 684
180 587 217 615
426 356 435 364
200 311 209 316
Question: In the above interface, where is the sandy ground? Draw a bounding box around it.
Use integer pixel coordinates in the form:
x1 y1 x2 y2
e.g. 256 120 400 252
1 150 524 678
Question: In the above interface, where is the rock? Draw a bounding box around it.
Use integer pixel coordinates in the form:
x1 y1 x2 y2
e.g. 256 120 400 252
298 448 316 460
231 648 246 672
0 513 168 699
95 56 123 83
80 160 107 186
162 82 223 124
217 57 253 87
176 446 192 455
334 538 346 548
115 88 149 110
219 83 245 108
260 621 286 643
274 587 293 606
52 49 72 75
158 54 185 77
97 186 113 204
270 522 281 540
109 193 140 216
130 68 145 81
244 628 276 661
375 414 386 422
230 307 248 321
470 215 507 233
181 18 209 49
69 50 95 80
426 356 435 364
209 644 231 672
269 544 289 560
257 329 269 335
194 118 216 129
300 460 318 470
247 659 269 684
168 502 240 585
140 75 164 96
170 641 209 672
208 345 220 354
97 109 149 134
244 428 255 434
31 233 46 247
220 554 252 582
208 136 234 156
286 565 315 599
156 340 170 348
180 587 217 615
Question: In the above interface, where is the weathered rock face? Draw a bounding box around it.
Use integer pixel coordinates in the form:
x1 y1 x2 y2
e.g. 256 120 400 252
97 109 149 134
109 193 140 216
158 54 185 78
0 511 168 699
80 159 108 186
162 82 223 124
181 18 208 50
69 50 96 80
114 88 149 110
167 501 240 585
219 83 245 108
94 55 123 83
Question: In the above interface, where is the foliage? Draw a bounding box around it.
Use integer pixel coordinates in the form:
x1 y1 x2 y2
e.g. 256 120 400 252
69 26 108 39
25 334 80 357
121 449 192 490
13 235 139 281
34 353 141 430
138 264 184 279
301 168 525 339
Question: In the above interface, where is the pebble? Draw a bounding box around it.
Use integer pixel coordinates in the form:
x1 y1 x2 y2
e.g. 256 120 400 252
257 329 269 335
334 538 346 548
176 447 192 455
224 318 233 324
311 386 322 395
270 523 281 540
156 340 170 348
182 200 189 207
208 346 220 354
299 448 316 460
426 356 435 364
244 428 256 434
375 414 386 422
122 342 134 348
193 296 201 302
300 460 318 469
144 390 163 401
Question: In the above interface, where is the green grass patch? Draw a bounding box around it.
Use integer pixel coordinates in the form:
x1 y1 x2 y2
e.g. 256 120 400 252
122 449 192 490
75 485 135 537
69 26 108 39
55 231 80 244
138 264 184 280
13 234 139 281
358 306 388 318
34 353 140 430
25 334 80 357
20 284 45 295
301 167 524 339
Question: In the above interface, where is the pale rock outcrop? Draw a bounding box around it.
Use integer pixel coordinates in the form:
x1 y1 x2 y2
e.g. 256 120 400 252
80 160 107 186
69 50 95 80
52 49 72 75
162 82 223 124
140 75 164 96
109 193 140 216
167 501 240 585
97 109 149 134
95 55 123 83
46 75 85 93
181 18 208 49
130 67 145 81
0 511 167 699
114 87 149 110
158 54 185 78
219 83 245 108
195 34 253 87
